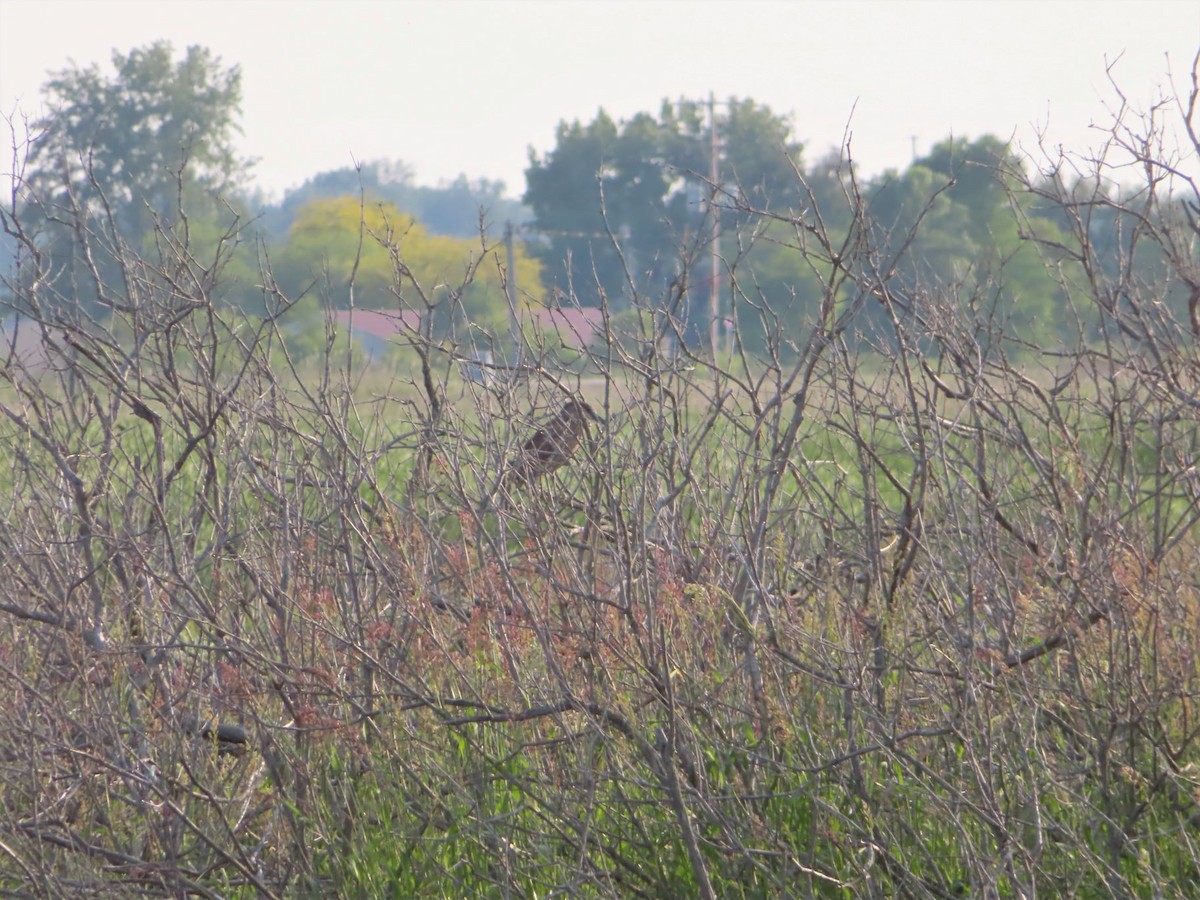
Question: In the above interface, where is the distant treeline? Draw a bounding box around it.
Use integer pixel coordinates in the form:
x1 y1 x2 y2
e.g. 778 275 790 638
2 41 1190 356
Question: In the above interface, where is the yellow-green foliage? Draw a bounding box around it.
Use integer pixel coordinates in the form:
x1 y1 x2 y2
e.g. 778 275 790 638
275 195 545 330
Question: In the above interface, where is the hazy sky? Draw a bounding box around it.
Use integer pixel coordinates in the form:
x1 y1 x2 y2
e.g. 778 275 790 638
1 0 1197 201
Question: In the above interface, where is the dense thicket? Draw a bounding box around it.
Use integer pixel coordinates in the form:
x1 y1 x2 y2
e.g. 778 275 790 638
1 42 1198 899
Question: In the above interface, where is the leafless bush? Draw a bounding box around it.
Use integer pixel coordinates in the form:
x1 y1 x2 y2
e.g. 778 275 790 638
1 61 1198 897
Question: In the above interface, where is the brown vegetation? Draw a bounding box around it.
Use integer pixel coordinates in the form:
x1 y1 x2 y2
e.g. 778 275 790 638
1 60 1198 897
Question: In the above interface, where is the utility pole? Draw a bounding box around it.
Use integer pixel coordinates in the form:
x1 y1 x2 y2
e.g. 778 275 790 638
709 91 721 362
505 221 521 369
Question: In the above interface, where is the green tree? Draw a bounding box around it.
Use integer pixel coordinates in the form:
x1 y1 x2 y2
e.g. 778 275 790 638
865 136 1076 346
798 148 858 238
868 136 1020 269
719 98 804 211
523 110 629 304
524 98 802 313
15 42 249 317
29 42 246 234
869 162 980 284
728 218 829 356
980 198 1076 341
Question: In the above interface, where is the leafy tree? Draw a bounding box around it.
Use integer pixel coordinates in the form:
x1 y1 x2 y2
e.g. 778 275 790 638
701 149 863 359
728 219 829 355
524 98 802 311
13 42 249 317
272 196 545 336
27 42 246 236
797 148 859 238
718 98 805 211
523 110 630 304
413 174 525 238
868 136 1019 266
979 197 1077 341
865 136 1077 345
274 196 399 306
914 135 1015 244
869 162 980 283
257 162 528 244
1023 170 1196 338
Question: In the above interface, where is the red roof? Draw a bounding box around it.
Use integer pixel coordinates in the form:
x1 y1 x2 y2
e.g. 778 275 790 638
521 306 604 348
1 317 53 372
331 309 421 339
330 306 604 349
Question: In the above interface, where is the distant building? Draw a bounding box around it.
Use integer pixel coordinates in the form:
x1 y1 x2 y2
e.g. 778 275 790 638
331 306 604 357
0 316 53 372
330 309 421 358
519 306 605 350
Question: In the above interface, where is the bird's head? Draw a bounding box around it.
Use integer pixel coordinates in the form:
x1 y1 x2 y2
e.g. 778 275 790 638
565 399 601 424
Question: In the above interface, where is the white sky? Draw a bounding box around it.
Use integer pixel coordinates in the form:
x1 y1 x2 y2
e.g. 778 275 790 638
1 0 1197 201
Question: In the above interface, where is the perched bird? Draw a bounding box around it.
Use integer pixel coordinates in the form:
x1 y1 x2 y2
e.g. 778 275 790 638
504 399 599 488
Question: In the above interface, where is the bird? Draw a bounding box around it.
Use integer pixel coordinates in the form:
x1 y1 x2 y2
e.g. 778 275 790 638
503 399 599 489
